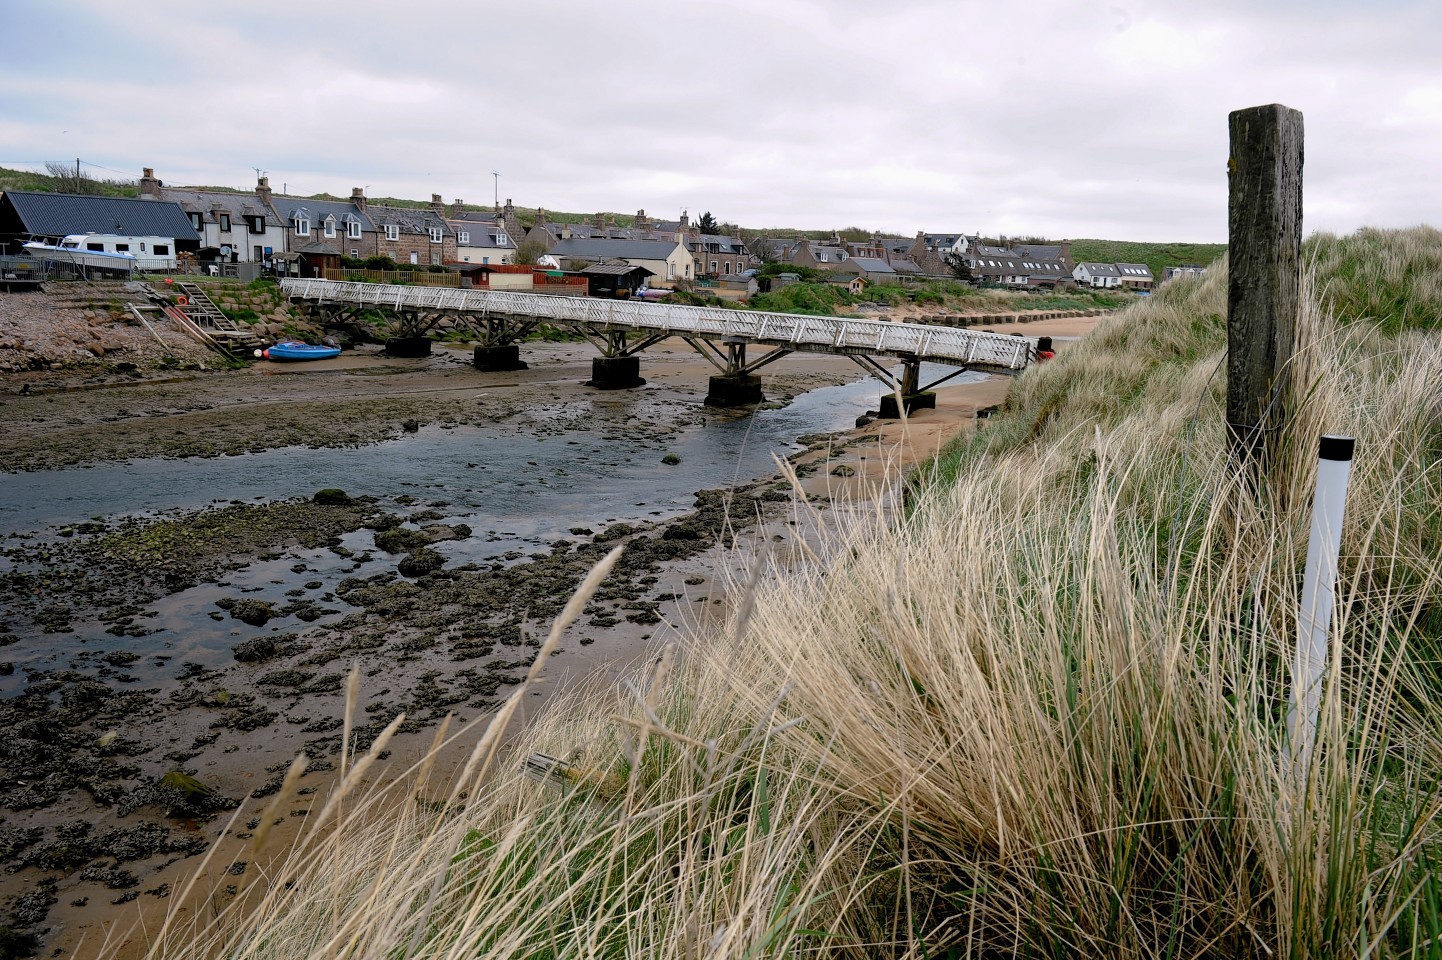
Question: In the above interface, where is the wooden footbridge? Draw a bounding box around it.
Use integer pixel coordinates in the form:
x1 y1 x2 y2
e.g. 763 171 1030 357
281 278 1044 413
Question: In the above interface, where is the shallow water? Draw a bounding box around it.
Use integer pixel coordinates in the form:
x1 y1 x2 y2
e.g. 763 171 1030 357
0 366 985 693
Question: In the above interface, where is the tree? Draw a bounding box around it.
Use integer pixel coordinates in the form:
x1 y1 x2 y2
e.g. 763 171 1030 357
696 211 719 235
513 239 547 265
943 251 977 284
741 229 776 265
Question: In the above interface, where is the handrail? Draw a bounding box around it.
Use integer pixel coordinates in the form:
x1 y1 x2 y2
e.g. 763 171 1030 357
281 278 1038 371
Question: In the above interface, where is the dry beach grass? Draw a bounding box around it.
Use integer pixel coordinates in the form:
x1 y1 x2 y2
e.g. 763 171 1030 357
95 228 1442 957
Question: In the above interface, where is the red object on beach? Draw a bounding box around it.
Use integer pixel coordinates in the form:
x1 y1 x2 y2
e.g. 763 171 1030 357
163 278 173 286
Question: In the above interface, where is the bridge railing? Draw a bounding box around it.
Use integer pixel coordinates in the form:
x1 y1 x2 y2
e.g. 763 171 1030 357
281 279 1037 372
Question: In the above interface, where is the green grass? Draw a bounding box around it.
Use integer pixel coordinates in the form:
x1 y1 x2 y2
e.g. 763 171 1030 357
1068 238 1227 280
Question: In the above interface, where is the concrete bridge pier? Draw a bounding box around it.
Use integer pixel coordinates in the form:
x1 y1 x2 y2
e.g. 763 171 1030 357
385 336 432 358
878 390 937 419
705 373 764 407
588 355 645 390
473 344 527 371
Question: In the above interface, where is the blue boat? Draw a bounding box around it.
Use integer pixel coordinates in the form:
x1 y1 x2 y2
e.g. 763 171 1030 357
263 340 341 362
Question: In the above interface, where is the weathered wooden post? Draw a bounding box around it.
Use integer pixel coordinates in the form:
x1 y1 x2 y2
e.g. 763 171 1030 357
1227 103 1304 475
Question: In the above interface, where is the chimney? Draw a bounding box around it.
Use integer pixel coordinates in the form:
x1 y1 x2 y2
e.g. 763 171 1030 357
1059 239 1072 268
679 209 689 228
503 198 514 219
256 176 273 205
430 193 445 216
635 208 651 231
451 197 463 218
139 167 162 197
351 186 367 212
591 212 605 232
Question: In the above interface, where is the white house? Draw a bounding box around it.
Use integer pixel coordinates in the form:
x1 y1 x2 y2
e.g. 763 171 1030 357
448 211 518 265
1073 262 1123 288
140 169 288 266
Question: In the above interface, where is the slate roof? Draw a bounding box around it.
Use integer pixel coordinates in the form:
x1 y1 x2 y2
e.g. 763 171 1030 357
268 195 376 231
581 260 654 277
1076 262 1121 277
808 245 848 264
688 234 748 255
365 203 450 236
923 233 968 250
1116 262 1153 278
844 256 896 275
550 238 683 260
453 222 516 249
1014 243 1062 261
160 188 279 226
3 190 200 241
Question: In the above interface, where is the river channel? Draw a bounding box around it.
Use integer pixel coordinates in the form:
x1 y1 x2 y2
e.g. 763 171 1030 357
0 363 985 695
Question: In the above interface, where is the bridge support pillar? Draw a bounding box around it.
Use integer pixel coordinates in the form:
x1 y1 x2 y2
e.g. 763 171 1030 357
878 391 937 419
588 355 645 390
385 336 432 358
472 344 527 371
704 373 764 407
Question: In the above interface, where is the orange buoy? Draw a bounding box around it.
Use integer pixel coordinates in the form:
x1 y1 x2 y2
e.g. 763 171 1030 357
176 295 188 306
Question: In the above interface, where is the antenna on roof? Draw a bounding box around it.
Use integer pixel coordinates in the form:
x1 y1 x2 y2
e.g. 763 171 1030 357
492 171 500 210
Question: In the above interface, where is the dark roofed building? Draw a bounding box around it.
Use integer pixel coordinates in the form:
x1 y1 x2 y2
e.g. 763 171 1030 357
580 259 654 298
0 190 200 254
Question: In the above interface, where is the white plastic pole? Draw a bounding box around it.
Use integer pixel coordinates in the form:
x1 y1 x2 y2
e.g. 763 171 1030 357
1287 434 1355 778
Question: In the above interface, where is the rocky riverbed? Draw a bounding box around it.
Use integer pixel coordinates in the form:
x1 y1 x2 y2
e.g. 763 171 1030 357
0 316 878 953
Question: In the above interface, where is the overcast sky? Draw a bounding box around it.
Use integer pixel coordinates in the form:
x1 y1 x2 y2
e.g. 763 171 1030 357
3 0 1438 242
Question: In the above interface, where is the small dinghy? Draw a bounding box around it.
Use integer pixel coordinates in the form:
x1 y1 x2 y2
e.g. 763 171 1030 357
262 340 341 362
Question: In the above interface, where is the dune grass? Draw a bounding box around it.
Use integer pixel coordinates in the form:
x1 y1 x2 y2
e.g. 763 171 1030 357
122 227 1442 958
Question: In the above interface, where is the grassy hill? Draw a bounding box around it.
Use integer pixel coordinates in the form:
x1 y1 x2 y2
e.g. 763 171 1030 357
1067 238 1226 279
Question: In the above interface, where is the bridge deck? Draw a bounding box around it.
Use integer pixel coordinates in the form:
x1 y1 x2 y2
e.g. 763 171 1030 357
281 278 1038 373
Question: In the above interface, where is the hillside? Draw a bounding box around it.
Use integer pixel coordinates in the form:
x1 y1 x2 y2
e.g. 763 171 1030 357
1067 237 1226 279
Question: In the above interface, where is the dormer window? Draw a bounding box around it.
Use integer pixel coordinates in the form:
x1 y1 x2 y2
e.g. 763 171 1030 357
324 217 336 239
429 227 443 243
189 212 202 230
219 213 231 232
295 216 310 237
457 231 470 245
347 220 361 239
495 231 508 245
248 216 265 233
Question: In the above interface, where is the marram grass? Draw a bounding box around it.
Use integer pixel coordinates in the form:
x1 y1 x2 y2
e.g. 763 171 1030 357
122 227 1441 958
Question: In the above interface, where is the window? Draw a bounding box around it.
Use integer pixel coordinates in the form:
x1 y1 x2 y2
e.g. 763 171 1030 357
249 216 265 233
154 244 170 255
324 218 336 239
115 243 129 252
496 232 508 245
723 262 731 274
709 260 718 273
347 220 361 239
350 248 358 257
409 251 418 265
458 231 470 245
431 251 441 265
87 242 104 251
139 242 147 252
219 214 231 232
295 217 310 237
429 227 443 243
481 256 489 264
385 224 399 242
189 213 202 230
